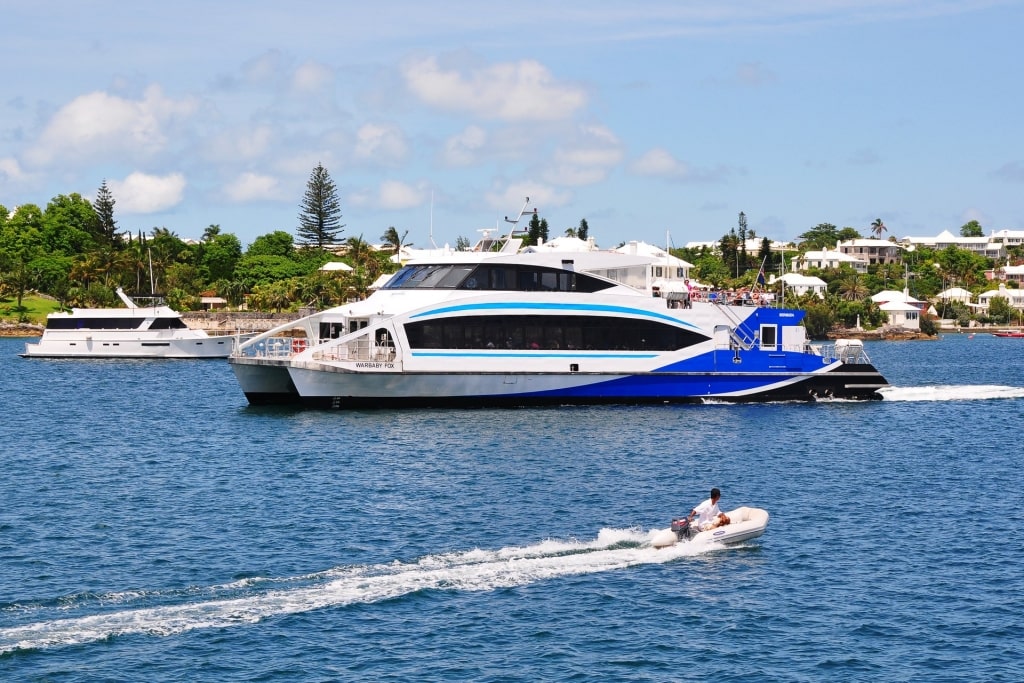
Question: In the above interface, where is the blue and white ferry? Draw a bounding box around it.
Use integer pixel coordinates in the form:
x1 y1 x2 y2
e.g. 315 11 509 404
229 238 888 408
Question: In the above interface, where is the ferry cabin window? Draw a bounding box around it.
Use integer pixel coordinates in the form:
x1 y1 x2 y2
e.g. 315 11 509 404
760 324 777 351
383 263 614 293
405 315 707 351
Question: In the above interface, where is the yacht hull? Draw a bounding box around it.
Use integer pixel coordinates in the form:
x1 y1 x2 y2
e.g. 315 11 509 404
22 335 237 359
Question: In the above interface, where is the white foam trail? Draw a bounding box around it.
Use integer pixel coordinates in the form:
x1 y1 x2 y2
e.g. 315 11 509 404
0 529 722 654
879 385 1024 401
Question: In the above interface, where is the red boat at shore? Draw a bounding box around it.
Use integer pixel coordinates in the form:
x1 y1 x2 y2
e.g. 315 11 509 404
992 331 1024 338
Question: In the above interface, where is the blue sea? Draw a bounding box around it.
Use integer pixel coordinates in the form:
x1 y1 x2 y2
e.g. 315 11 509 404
1 333 1022 682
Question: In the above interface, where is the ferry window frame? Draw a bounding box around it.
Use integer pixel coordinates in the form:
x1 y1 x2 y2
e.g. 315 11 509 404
405 314 708 351
759 324 778 351
383 263 615 293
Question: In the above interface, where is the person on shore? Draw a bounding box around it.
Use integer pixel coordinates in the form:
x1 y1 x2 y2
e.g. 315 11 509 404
688 487 730 531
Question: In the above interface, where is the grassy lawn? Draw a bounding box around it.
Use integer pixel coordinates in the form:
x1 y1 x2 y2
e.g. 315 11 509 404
0 294 62 325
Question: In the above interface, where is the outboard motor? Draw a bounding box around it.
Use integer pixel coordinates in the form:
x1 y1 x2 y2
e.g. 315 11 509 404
671 517 694 542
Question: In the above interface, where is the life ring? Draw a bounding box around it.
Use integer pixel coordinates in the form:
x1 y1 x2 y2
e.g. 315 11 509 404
291 338 307 354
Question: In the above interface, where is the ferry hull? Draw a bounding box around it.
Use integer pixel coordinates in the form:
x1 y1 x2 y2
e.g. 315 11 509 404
230 356 300 404
283 362 887 409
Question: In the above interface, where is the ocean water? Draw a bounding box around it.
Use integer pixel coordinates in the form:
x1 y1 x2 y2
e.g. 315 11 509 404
1 332 1022 682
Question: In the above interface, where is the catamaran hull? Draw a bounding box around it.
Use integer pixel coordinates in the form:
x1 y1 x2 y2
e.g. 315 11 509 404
281 362 886 409
230 356 300 404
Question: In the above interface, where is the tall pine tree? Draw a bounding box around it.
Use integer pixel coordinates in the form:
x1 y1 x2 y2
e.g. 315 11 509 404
577 218 589 241
93 179 120 246
297 163 344 249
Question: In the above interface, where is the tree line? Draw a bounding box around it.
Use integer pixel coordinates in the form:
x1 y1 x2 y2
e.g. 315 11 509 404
2 170 1017 334
0 164 405 317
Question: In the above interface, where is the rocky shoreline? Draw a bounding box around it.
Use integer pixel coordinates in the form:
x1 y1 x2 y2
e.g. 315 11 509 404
0 322 44 337
827 327 935 341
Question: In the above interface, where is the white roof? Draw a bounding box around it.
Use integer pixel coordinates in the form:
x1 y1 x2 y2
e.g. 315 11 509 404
775 273 827 287
801 249 863 262
613 241 694 268
319 261 353 272
871 289 923 304
936 287 973 300
879 301 921 312
521 236 599 252
369 273 394 290
838 238 898 248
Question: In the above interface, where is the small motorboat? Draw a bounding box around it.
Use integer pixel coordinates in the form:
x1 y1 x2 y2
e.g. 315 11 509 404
991 331 1024 338
649 506 769 548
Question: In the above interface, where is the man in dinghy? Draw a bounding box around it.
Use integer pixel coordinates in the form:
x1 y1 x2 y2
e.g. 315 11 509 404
689 487 731 531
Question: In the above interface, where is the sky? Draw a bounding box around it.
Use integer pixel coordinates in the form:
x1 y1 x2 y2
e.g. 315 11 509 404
2 1 1023 250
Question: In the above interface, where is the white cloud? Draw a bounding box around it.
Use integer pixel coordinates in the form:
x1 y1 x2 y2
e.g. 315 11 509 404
292 61 334 93
543 124 624 186
736 62 777 86
630 148 690 177
25 85 198 167
109 171 186 214
205 125 274 162
353 123 408 165
243 50 288 86
485 181 572 214
0 156 28 182
402 56 587 122
378 180 425 210
630 148 733 183
224 172 281 202
442 125 488 166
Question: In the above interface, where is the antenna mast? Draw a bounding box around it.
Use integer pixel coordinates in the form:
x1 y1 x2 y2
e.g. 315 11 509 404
501 196 536 248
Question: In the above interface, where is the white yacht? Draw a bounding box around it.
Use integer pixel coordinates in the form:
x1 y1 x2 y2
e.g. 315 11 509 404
22 288 242 359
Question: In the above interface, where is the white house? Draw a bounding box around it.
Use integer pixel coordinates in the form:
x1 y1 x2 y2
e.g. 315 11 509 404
993 264 1024 284
837 238 903 265
795 247 868 273
879 301 921 330
612 240 694 285
770 273 827 298
935 287 973 304
977 283 1024 310
900 230 1006 260
988 229 1024 247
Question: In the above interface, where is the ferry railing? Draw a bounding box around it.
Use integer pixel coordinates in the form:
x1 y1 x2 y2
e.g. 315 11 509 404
706 298 759 350
236 335 302 359
815 342 873 365
312 338 396 363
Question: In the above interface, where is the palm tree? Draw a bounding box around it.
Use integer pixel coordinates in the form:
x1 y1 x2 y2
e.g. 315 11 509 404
380 226 410 252
870 219 887 240
838 271 868 301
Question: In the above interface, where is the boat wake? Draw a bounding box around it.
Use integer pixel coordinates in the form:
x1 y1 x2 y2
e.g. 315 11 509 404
878 385 1024 401
0 528 727 655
